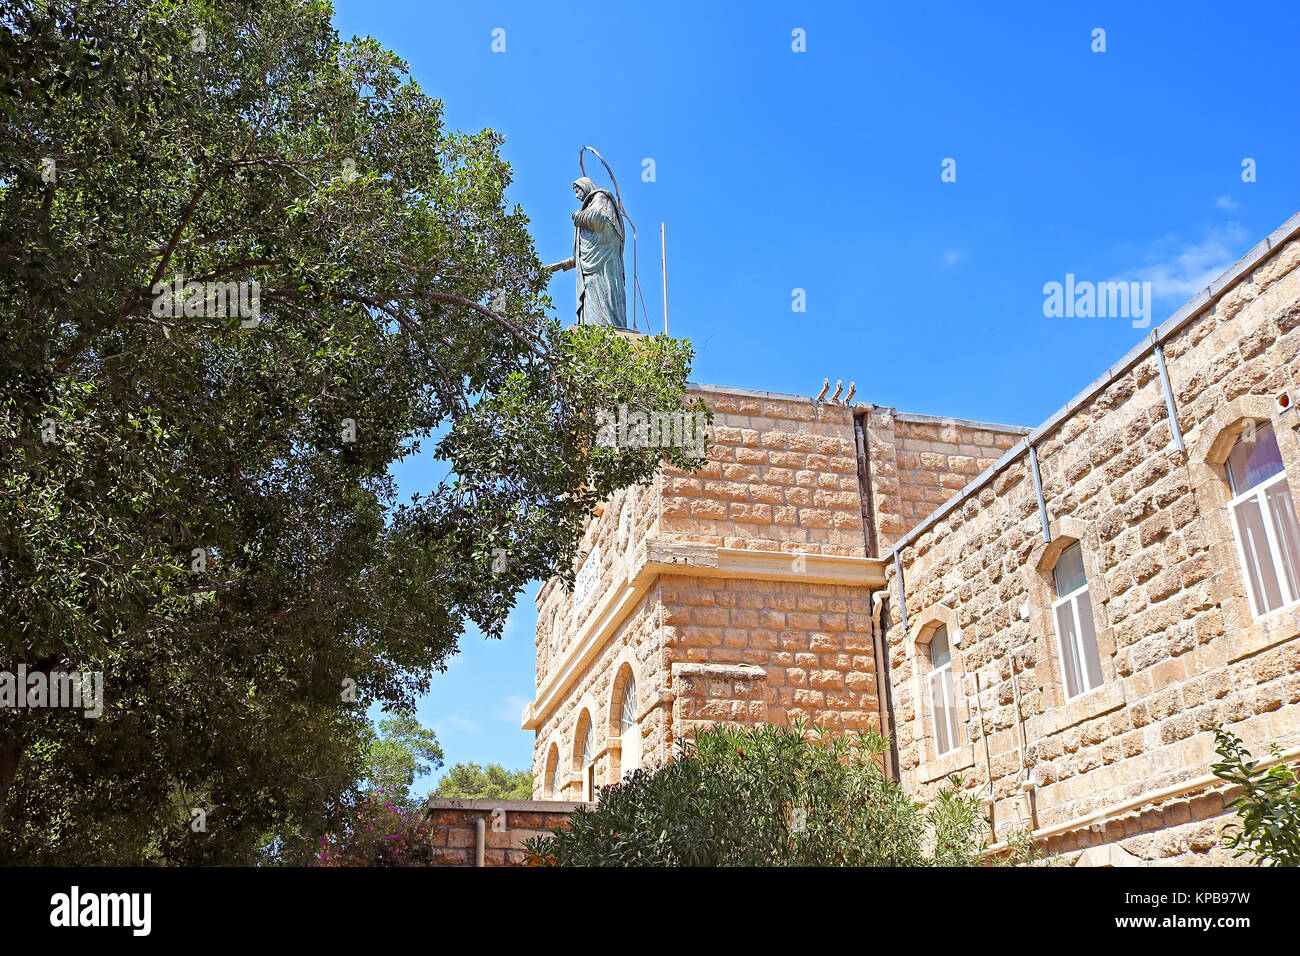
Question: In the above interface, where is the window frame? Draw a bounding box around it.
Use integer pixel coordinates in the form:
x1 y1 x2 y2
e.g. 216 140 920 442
580 721 594 801
1050 542 1104 700
1226 465 1300 620
1188 400 1300 643
926 626 960 757
618 670 640 777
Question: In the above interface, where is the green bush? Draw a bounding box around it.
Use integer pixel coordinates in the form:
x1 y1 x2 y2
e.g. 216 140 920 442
1212 727 1300 867
525 722 995 866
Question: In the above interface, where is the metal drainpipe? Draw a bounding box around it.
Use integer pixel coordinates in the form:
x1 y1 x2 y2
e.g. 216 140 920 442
853 411 878 558
878 598 899 785
892 551 908 630
1152 340 1186 452
1028 443 1051 543
474 816 485 867
869 590 897 781
857 406 898 780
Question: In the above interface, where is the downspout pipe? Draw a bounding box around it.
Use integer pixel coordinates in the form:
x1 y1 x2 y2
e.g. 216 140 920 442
853 411 878 558
892 551 908 631
875 595 902 781
871 590 898 781
475 816 485 867
1152 338 1185 452
1028 443 1051 543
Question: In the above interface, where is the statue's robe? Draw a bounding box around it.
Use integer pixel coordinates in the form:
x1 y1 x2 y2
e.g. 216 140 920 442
572 189 627 329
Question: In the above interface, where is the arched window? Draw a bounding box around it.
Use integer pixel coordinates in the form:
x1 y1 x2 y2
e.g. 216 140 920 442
1052 541 1103 698
926 625 960 756
618 670 640 776
1225 422 1300 618
580 721 595 801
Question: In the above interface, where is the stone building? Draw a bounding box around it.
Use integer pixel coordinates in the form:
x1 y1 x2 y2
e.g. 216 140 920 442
516 210 1300 865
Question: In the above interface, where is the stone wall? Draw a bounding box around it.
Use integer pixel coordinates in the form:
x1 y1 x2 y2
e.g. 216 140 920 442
662 574 879 735
527 386 883 799
884 228 1300 864
854 406 1027 555
658 387 866 556
425 799 577 866
527 384 1028 803
892 413 1026 538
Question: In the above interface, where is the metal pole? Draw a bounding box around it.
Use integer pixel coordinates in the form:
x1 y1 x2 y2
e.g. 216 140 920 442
892 550 908 631
1029 444 1051 543
660 222 669 335
1152 340 1185 452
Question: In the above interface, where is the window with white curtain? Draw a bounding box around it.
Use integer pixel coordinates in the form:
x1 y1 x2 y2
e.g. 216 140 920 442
1226 422 1300 618
581 721 594 801
1052 542 1104 699
927 625 960 756
619 671 640 776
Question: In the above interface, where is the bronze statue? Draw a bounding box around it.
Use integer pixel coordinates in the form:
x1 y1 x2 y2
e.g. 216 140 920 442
547 176 628 329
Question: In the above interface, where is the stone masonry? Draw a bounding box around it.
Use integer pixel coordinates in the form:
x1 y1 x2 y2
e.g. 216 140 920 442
883 216 1300 865
507 210 1300 868
523 392 1026 800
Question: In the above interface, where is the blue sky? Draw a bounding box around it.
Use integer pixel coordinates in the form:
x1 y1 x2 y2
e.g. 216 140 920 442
328 0 1300 791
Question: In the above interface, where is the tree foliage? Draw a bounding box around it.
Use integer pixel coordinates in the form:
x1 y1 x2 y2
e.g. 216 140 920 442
433 761 532 801
361 713 443 809
313 796 436 867
1212 726 1300 867
525 723 991 867
0 0 703 863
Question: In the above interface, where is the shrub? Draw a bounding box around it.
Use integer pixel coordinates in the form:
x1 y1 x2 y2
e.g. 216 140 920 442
313 795 436 867
525 722 992 866
1212 727 1300 867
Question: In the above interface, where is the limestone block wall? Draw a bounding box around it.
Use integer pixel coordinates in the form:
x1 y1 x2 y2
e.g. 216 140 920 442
529 385 883 797
661 574 879 733
528 382 1040 801
856 406 1027 554
534 477 659 689
530 587 668 799
425 799 577 866
884 227 1300 865
659 386 866 556
893 414 1026 535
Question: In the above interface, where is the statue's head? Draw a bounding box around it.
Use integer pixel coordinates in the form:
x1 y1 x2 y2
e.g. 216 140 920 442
572 177 598 201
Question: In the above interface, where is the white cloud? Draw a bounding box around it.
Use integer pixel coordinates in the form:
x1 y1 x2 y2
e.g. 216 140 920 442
1125 223 1250 305
941 249 967 267
436 715 480 735
495 694 530 723
1214 195 1240 212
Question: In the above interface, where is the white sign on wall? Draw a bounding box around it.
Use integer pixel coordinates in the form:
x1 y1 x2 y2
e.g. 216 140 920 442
573 546 602 612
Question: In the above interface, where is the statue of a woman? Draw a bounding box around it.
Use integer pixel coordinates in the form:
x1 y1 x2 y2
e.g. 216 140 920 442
547 177 628 329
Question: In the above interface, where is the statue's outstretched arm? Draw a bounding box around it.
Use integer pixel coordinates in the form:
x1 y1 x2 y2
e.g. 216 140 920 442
545 256 575 273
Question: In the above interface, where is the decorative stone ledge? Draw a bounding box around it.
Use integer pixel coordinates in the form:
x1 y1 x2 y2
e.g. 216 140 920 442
523 538 884 730
916 745 977 785
672 662 770 730
671 662 768 681
1025 681 1126 742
